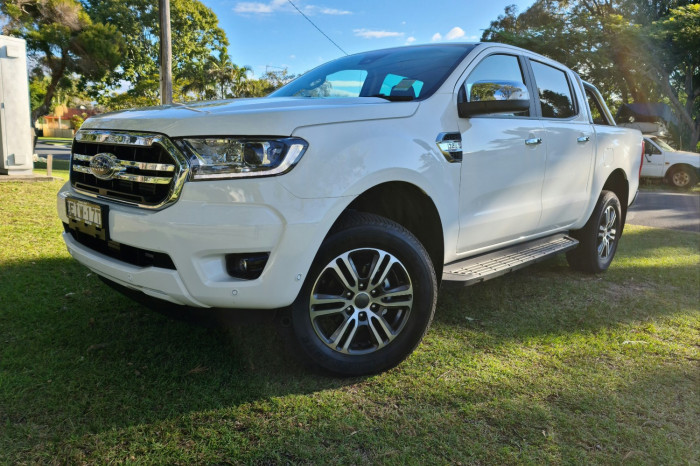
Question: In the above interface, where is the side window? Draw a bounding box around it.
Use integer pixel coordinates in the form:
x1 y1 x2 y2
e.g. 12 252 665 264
531 61 576 118
585 89 609 125
647 142 662 155
464 54 529 117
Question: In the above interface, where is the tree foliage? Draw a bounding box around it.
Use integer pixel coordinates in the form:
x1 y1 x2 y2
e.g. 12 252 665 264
482 0 699 149
85 0 229 106
1 0 124 122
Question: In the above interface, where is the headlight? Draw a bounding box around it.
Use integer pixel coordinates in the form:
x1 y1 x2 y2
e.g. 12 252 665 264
175 137 308 180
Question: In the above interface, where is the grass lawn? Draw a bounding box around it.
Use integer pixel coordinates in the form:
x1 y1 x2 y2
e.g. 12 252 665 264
639 176 700 193
1 174 698 464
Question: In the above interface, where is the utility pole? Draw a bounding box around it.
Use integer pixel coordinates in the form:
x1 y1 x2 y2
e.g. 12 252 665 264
159 0 173 105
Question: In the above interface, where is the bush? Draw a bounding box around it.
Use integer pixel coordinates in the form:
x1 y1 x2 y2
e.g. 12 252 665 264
70 115 84 130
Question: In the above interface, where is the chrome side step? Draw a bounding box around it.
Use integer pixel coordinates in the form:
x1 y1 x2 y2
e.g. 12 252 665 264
442 234 579 286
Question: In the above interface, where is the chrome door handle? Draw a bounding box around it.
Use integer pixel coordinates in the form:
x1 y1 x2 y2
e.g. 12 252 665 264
577 136 590 143
525 138 542 145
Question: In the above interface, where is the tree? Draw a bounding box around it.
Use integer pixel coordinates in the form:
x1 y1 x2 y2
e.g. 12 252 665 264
482 0 699 149
85 0 229 104
1 0 124 122
203 54 252 99
649 4 700 148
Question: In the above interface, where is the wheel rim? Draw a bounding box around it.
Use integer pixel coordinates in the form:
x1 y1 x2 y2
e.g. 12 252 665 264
672 170 690 187
309 248 413 355
597 205 618 260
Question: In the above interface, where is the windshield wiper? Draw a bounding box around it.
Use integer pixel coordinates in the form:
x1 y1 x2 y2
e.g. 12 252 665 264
369 94 415 102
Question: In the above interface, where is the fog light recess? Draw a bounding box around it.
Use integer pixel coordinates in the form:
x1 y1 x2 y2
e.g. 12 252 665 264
225 252 270 280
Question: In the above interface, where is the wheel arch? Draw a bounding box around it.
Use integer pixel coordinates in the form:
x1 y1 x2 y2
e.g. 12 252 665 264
332 181 445 281
666 163 698 182
602 168 629 226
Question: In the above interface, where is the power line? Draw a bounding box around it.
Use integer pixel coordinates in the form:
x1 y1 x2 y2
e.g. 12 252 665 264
286 0 348 56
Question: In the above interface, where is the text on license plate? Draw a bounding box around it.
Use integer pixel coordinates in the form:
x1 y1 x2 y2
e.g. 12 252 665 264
66 198 103 228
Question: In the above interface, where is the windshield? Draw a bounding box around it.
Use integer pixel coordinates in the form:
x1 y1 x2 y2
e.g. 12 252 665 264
650 137 675 152
270 44 477 101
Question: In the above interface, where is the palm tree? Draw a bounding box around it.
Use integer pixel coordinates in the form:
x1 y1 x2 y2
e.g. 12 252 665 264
207 54 252 99
179 62 214 101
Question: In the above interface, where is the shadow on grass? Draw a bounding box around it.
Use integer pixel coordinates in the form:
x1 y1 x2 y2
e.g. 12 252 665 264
0 225 697 460
433 226 698 340
0 257 352 454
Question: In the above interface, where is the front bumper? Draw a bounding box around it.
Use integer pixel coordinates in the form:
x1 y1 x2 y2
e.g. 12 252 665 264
58 179 350 309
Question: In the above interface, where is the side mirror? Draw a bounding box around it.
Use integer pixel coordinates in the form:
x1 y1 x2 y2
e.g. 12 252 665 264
458 80 530 118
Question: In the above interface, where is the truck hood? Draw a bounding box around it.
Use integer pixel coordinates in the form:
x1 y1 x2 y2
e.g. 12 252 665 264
82 97 420 137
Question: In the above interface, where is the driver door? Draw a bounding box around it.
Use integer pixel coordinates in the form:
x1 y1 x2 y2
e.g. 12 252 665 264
456 53 546 253
642 138 664 177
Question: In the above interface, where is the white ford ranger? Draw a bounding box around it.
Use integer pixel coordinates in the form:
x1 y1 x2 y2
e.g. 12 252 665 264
641 135 699 188
58 43 643 375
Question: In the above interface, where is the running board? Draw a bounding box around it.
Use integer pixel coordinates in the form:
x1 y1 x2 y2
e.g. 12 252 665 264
442 234 579 286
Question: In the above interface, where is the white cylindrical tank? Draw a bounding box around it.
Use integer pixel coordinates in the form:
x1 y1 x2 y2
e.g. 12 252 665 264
0 35 33 176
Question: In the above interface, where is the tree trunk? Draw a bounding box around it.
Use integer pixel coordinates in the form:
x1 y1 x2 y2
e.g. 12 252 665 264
31 55 66 124
646 65 699 150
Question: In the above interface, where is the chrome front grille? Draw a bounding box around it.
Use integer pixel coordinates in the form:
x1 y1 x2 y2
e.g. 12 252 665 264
70 130 189 209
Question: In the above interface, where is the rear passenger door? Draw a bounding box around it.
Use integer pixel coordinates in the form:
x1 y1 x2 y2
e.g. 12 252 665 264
529 60 594 229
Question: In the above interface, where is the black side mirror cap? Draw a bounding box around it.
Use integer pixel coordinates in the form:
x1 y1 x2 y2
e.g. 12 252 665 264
458 99 531 118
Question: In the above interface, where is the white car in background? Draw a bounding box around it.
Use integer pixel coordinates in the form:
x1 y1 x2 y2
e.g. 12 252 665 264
642 136 699 188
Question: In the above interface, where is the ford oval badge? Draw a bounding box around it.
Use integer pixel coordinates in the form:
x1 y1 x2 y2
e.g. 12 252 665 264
89 153 123 180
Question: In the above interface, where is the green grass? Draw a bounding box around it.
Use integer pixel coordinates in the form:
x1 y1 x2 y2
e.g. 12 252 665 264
38 136 73 143
639 176 700 193
32 159 70 180
1 179 698 464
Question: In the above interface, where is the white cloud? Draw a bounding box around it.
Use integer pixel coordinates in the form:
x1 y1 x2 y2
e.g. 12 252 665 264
431 33 442 42
235 1 352 15
330 80 365 87
320 7 352 15
290 54 296 59
354 29 404 39
234 2 274 13
445 27 465 40
405 36 416 45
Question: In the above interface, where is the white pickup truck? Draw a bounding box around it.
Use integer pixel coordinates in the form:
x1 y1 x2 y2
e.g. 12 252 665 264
58 43 643 375
642 135 699 188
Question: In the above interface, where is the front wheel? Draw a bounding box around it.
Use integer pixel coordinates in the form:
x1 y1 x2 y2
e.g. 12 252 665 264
290 212 437 376
567 190 622 273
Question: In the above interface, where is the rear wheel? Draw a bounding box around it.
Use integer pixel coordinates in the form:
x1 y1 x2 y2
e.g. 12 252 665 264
291 212 437 376
668 166 697 189
567 190 622 273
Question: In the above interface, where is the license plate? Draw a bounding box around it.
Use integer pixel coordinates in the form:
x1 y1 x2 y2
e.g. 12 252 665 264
65 197 108 241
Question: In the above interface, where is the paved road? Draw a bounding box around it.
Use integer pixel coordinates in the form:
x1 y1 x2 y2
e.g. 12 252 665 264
35 141 71 160
627 191 700 233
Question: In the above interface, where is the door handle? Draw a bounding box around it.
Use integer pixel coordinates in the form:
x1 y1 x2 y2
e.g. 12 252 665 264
525 138 542 146
577 136 590 143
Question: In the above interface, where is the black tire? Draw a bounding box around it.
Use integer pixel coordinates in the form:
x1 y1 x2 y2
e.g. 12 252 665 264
566 190 622 273
668 166 697 189
290 211 437 376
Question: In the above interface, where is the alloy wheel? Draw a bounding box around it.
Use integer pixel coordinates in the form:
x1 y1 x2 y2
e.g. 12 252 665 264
308 248 413 355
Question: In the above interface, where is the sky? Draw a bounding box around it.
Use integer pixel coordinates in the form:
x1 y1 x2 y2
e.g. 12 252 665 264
203 0 537 78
